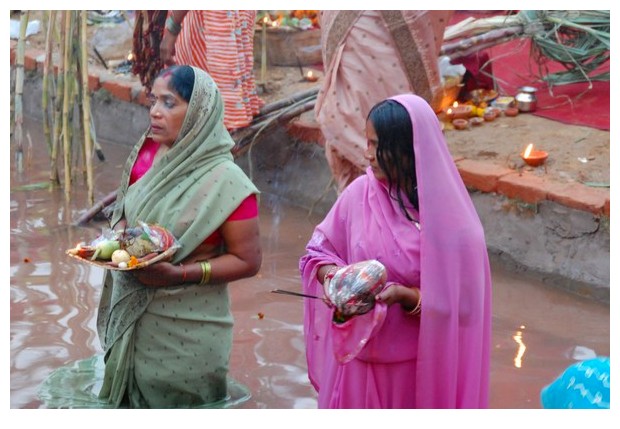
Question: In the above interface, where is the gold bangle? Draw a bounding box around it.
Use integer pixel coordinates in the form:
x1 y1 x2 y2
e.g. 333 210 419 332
407 290 422 316
200 261 212 285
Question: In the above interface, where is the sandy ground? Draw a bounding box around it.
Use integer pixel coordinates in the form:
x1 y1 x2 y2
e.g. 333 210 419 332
16 11 610 187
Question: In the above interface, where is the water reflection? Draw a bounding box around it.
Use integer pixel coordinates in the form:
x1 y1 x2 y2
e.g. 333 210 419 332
512 326 527 369
10 116 610 409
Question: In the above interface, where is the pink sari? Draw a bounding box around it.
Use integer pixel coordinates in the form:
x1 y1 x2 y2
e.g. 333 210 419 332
300 94 492 408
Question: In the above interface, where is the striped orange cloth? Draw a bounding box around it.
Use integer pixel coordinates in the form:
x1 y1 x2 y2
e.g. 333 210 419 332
173 10 263 131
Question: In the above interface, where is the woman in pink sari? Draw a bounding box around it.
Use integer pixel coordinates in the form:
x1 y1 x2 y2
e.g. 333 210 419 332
299 94 492 408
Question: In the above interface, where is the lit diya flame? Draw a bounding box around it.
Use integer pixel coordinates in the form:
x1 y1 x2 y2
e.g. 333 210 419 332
127 51 134 61
521 143 548 167
445 102 458 118
305 70 318 82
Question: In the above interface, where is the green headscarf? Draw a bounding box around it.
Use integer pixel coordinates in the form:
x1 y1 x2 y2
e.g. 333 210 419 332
98 66 259 350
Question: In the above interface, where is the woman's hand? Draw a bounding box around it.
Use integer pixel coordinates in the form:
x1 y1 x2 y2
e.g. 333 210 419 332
132 261 182 288
375 284 421 311
159 32 177 66
160 11 188 66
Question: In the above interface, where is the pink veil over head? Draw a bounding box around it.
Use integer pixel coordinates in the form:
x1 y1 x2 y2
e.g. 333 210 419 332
390 94 492 408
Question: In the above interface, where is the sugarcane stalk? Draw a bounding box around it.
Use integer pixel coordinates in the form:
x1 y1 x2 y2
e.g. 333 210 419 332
80 10 95 206
13 11 29 174
51 11 66 185
62 11 72 201
42 11 56 156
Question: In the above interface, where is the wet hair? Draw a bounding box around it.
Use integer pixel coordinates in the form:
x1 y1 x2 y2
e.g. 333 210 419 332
367 99 419 218
156 65 195 102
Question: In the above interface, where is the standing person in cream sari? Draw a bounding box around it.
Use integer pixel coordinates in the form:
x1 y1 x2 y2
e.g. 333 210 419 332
39 65 262 408
315 10 453 192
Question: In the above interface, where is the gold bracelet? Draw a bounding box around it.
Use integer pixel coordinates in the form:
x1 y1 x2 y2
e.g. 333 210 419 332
407 290 422 316
200 261 212 285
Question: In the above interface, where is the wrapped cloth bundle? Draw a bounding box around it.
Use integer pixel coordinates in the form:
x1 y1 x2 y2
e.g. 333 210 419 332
326 260 387 318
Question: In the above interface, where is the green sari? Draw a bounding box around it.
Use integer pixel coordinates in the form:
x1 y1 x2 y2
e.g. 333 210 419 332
39 67 259 408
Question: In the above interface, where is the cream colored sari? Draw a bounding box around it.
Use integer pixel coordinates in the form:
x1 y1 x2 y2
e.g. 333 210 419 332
315 10 452 191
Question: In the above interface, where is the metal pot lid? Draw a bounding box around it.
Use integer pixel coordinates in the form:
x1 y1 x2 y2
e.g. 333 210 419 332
518 86 537 93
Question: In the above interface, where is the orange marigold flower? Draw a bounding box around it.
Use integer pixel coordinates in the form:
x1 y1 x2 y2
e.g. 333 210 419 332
128 255 139 268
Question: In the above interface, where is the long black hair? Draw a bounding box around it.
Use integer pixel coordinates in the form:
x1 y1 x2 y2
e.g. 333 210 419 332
156 65 195 102
367 99 419 219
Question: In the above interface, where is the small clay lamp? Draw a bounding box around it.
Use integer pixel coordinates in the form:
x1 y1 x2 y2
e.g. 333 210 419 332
470 117 484 126
504 107 519 117
452 118 469 130
305 70 319 82
483 107 499 122
444 102 473 121
521 143 548 167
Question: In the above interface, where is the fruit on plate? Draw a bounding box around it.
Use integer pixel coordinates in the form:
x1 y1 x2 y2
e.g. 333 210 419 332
111 249 131 264
91 240 121 261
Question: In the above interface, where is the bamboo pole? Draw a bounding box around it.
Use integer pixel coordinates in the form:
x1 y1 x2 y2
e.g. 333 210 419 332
80 10 95 206
62 11 72 201
13 11 29 174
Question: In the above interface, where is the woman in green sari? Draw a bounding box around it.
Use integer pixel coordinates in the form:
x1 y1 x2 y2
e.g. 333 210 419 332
40 65 262 408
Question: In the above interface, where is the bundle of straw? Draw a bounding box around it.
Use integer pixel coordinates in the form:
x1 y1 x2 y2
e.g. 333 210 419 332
443 10 610 87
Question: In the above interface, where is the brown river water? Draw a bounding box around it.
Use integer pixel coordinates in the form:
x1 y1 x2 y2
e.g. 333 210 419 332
10 116 610 411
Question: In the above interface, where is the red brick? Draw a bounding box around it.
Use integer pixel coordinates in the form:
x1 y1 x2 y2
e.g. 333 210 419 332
10 40 17 65
286 119 324 143
88 73 101 91
101 80 132 102
497 171 548 204
546 182 609 215
24 49 45 70
456 159 515 193
604 197 610 217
